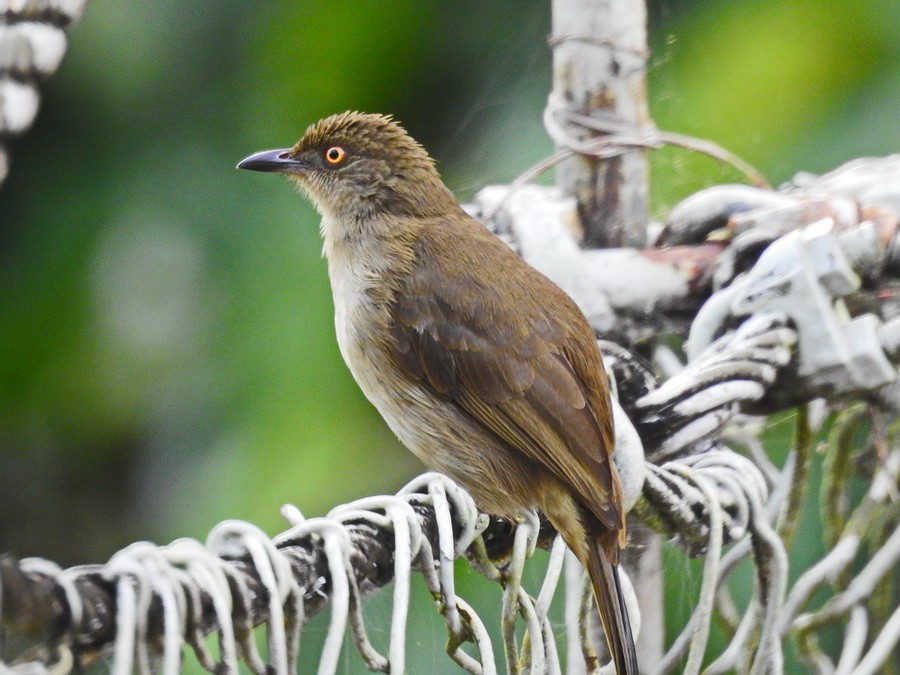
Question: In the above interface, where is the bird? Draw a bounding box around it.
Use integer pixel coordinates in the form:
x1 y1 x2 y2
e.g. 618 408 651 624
238 111 638 673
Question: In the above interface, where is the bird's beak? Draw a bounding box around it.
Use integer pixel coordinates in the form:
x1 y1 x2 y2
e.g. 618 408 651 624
236 148 308 174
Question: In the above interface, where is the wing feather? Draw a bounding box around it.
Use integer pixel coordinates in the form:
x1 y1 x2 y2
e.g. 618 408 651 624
389 217 623 531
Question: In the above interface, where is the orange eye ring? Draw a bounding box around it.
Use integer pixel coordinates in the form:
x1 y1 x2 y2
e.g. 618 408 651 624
324 146 346 165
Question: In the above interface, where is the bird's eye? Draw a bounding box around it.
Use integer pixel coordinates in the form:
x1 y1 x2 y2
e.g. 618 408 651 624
324 146 346 165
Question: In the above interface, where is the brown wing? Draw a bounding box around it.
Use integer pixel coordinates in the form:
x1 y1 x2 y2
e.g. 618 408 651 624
390 215 622 531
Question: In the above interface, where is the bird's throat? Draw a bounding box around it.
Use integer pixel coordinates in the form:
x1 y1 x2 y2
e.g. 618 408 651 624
321 213 419 312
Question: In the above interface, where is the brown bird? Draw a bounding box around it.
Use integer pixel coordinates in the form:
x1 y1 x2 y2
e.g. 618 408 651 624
238 111 638 673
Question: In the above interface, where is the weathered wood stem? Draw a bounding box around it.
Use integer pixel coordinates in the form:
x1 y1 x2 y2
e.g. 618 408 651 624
551 0 650 248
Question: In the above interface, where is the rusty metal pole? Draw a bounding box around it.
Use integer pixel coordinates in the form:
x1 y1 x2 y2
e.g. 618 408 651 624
550 1 662 671
551 0 650 249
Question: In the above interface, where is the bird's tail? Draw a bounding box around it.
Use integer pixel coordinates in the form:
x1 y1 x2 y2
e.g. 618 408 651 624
586 534 639 674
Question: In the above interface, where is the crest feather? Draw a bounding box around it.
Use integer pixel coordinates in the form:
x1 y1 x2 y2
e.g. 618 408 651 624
293 111 434 168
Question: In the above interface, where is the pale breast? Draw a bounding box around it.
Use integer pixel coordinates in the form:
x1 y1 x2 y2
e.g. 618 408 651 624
325 237 385 370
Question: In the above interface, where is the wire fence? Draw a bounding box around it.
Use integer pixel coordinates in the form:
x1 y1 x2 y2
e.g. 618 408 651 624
1 281 897 672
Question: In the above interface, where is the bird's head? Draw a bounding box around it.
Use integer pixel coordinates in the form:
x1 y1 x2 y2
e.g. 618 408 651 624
238 111 456 221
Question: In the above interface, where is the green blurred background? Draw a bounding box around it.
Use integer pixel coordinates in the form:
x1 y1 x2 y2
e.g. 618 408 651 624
0 0 896 671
